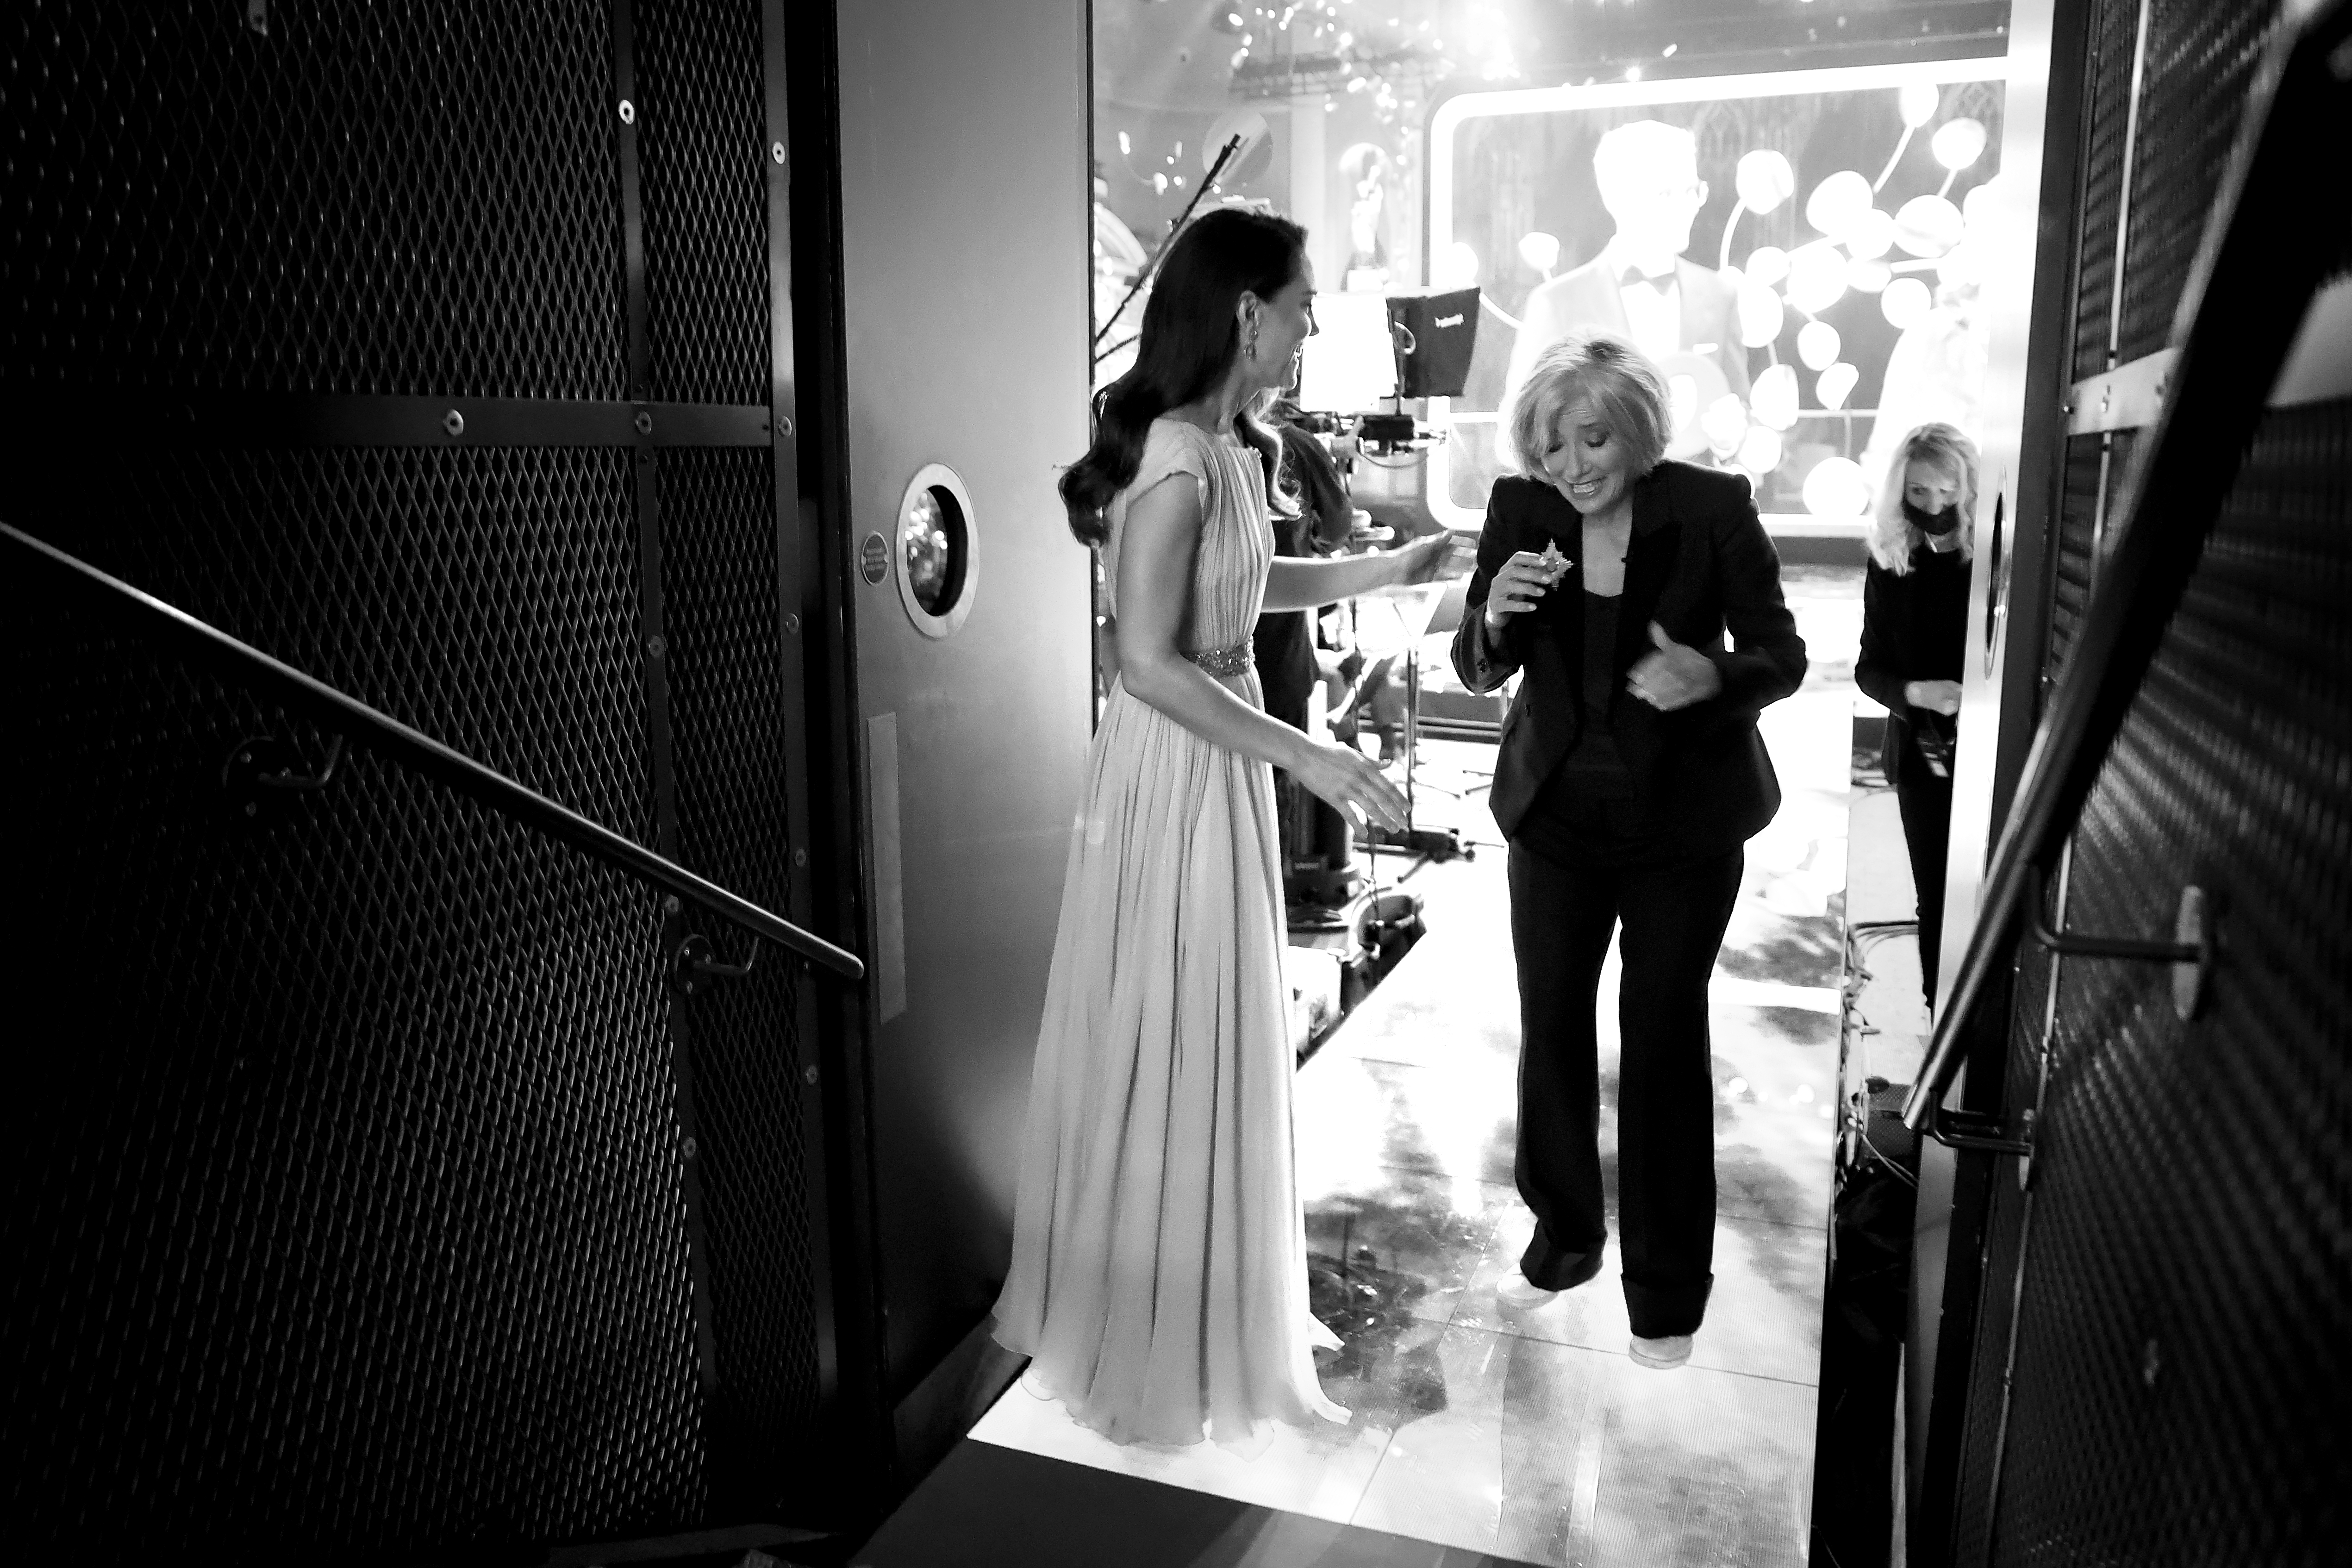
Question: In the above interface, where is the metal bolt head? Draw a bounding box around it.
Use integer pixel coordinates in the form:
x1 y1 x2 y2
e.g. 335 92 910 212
647 633 666 657
793 847 809 868
771 141 787 165
443 409 465 437
779 416 793 437
663 894 681 915
243 802 257 817
803 1065 819 1085
633 409 654 436
618 99 635 125
682 1136 698 1159
783 613 801 636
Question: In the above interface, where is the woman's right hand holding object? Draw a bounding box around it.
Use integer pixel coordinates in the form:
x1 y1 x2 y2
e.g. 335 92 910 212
1483 543 1570 631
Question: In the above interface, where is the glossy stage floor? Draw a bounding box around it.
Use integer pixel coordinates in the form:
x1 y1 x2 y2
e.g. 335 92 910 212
867 571 1866 1568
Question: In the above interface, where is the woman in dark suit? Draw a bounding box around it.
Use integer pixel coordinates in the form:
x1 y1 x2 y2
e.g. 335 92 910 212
1451 331 1806 1368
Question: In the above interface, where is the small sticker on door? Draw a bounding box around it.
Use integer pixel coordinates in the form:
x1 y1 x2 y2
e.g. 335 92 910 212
859 531 890 586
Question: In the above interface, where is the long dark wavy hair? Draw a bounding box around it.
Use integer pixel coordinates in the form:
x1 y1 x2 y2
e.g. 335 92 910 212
1061 207 1308 546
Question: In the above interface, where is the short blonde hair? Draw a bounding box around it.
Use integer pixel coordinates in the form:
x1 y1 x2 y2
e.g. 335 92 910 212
1506 332 1671 481
1872 422 1979 574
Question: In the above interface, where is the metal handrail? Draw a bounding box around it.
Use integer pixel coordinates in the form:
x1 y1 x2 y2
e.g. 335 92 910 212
4 521 864 983
1902 0 2350 1132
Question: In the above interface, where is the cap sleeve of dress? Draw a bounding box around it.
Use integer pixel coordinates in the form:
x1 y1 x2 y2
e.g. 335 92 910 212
1103 421 1217 621
1125 420 1213 516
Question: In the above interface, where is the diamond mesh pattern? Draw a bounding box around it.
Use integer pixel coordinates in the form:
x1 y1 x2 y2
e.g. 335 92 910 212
2070 0 2142 379
2113 0 2287 363
1966 400 2352 1563
656 447 822 1493
635 0 774 405
0 0 627 397
2046 431 2133 682
2 447 709 1554
17 448 658 838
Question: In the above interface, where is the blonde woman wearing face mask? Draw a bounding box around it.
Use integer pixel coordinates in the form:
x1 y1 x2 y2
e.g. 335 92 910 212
1856 422 1980 1010
1453 331 1807 1369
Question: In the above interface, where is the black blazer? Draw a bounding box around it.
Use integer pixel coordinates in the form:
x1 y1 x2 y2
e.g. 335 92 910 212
1450 463 1807 850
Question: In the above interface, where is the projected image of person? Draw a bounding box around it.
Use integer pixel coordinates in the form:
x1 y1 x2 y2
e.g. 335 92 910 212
1856 422 1978 1009
1498 119 1747 467
993 208 1460 1448
1453 332 1804 1369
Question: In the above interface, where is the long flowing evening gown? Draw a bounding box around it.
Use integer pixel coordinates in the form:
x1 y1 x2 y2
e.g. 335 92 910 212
991 416 1346 1448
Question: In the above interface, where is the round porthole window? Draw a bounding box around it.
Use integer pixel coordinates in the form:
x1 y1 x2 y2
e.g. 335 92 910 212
893 463 976 638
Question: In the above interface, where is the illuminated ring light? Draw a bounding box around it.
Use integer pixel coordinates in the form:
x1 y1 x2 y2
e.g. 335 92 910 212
893 462 979 640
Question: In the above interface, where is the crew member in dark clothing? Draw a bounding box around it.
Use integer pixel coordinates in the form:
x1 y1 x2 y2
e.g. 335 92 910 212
1256 405 1363 888
1452 332 1806 1369
1856 422 1979 1010
1254 404 1356 728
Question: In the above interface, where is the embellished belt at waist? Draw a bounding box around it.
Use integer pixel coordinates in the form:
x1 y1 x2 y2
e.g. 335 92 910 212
1183 641 1255 676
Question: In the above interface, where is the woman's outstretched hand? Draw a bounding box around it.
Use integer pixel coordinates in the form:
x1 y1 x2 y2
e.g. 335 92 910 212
1481 548 1567 630
1391 529 1463 587
1290 738 1409 834
1628 621 1724 711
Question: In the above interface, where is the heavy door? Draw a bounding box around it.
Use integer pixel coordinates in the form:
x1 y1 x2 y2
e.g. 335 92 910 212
799 0 1094 1458
1905 0 2352 1562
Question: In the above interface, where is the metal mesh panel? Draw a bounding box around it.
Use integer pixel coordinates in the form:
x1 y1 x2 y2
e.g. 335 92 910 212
1978 400 2352 1565
1945 926 2061 1568
2046 431 2129 681
657 447 822 1493
2 448 709 1553
0 0 628 398
2070 0 2141 379
2113 0 2286 362
16 448 658 838
636 0 774 405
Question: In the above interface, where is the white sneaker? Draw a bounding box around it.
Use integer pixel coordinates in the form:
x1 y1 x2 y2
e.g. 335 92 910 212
1495 1273 1560 1310
1629 1333 1693 1369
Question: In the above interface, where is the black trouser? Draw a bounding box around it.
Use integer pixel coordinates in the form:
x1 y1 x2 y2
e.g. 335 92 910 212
1892 717 1955 1006
1506 840 1743 1338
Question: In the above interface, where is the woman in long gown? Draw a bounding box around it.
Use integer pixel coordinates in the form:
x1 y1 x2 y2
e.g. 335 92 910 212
991 209 1456 1447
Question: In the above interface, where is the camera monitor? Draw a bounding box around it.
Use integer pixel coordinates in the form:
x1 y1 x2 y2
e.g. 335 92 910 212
1385 287 1482 399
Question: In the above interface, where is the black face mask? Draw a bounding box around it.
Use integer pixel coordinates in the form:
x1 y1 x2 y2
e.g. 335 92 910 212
1903 497 1962 536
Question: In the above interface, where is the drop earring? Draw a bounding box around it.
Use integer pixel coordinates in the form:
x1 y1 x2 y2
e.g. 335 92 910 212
1245 324 1259 361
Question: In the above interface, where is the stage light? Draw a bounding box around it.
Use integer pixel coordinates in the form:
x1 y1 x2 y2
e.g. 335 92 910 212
1797 319 1841 370
1846 256 1892 293
1517 231 1560 275
1899 81 1941 129
1745 244 1790 286
1845 206 1896 260
1738 277 1786 347
1736 424 1784 475
1751 363 1800 431
1702 394 1748 455
1734 149 1797 213
1931 117 1988 171
1893 194 1964 256
1881 276 1933 328
1802 456 1872 517
1816 361 1860 410
1435 240 1480 286
1804 169 1873 239
1785 240 1848 314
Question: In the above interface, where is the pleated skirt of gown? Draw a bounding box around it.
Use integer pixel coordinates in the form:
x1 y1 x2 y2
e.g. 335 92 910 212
991 665 1345 1449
